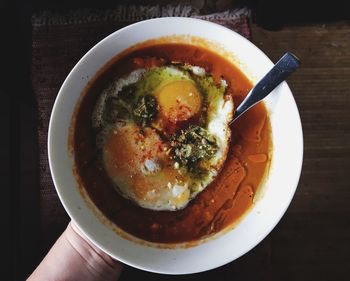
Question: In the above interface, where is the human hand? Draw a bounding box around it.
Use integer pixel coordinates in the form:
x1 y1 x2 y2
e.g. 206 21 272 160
27 221 123 281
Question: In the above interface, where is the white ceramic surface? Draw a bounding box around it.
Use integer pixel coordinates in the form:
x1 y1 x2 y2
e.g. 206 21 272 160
48 17 303 274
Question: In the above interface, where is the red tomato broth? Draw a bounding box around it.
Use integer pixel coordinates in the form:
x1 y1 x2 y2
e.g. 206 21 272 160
72 42 272 244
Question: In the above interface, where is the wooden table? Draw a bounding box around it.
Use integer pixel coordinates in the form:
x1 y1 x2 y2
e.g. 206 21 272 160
250 22 350 280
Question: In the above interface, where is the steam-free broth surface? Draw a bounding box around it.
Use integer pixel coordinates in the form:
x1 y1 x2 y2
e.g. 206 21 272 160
73 43 271 243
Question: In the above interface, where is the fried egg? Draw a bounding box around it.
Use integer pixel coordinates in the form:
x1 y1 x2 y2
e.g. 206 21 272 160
92 63 233 211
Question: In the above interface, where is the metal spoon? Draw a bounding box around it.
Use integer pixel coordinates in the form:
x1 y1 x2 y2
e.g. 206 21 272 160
231 52 300 123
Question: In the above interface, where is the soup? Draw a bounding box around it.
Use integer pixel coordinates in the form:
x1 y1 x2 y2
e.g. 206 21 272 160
71 41 271 244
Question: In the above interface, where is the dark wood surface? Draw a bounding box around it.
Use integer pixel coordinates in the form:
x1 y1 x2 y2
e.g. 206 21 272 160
249 22 350 280
17 17 350 281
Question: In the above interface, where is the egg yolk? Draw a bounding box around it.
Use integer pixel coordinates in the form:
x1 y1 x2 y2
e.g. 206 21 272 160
156 80 202 123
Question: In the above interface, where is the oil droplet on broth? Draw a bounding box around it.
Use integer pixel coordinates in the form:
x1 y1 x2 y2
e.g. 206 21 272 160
247 153 267 163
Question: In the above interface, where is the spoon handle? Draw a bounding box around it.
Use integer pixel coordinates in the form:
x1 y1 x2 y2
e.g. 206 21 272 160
232 52 300 122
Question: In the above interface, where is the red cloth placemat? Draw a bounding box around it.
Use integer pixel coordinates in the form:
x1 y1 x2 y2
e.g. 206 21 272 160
31 5 251 253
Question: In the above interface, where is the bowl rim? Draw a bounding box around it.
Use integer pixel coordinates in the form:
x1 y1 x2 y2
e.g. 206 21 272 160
48 16 304 274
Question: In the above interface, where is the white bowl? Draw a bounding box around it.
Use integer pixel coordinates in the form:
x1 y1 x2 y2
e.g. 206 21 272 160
48 17 303 274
